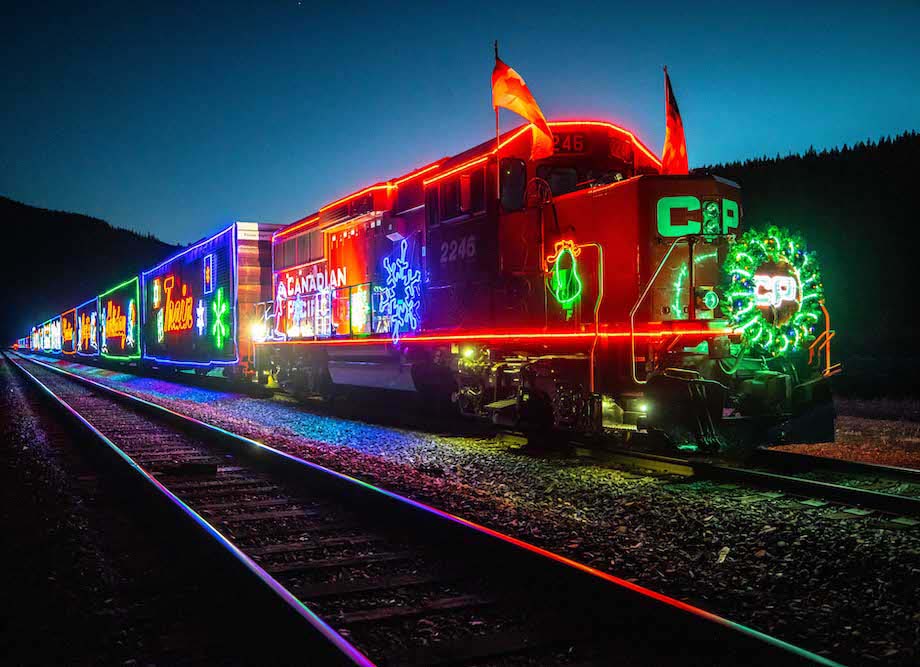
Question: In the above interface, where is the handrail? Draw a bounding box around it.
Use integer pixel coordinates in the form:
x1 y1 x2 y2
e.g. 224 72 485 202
808 300 841 377
629 236 689 385
581 243 604 393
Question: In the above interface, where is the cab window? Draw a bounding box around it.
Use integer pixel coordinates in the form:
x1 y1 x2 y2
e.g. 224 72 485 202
536 165 578 197
500 158 526 211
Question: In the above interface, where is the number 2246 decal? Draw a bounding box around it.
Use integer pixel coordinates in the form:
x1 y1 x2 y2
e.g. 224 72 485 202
440 236 477 264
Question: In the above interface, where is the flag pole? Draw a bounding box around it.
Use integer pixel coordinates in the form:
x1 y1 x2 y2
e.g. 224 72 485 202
494 40 501 199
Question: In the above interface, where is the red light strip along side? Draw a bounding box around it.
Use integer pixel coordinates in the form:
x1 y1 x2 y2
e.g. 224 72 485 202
258 328 734 347
273 215 319 241
550 120 662 167
318 184 395 213
275 120 660 240
423 120 662 187
393 161 442 186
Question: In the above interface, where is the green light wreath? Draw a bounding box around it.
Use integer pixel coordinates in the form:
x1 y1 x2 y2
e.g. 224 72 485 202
722 225 824 356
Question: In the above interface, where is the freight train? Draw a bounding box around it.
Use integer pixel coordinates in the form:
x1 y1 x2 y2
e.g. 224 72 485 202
17 119 838 450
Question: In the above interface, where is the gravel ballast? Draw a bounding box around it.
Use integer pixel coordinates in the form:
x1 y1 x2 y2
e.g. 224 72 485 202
778 398 920 468
32 356 920 665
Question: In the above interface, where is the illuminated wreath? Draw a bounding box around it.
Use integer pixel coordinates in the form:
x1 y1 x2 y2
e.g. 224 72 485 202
722 225 824 356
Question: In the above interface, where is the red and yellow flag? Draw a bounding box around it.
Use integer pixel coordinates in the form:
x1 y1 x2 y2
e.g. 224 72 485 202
492 56 553 160
661 68 689 175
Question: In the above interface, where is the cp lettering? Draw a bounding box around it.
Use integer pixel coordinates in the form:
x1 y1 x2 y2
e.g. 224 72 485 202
657 196 739 237
754 275 798 307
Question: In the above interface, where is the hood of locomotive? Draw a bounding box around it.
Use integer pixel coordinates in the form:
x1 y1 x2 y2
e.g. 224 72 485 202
547 173 742 327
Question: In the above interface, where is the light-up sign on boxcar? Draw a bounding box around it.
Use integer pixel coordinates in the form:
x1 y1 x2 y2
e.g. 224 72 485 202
61 308 76 355
52 317 62 352
142 225 237 366
99 277 140 360
76 298 99 357
31 326 40 351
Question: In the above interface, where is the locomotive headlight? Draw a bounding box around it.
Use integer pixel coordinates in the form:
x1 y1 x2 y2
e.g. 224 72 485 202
462 346 476 359
637 402 649 414
250 320 267 342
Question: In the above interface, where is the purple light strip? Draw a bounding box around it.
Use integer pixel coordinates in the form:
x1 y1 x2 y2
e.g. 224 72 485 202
11 353 373 667
141 225 234 277
19 355 839 667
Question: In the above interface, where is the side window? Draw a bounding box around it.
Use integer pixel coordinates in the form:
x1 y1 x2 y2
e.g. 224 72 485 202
310 230 323 261
440 178 461 220
272 242 282 270
296 234 309 264
464 168 484 213
460 174 472 213
426 187 439 227
500 158 526 211
280 239 294 269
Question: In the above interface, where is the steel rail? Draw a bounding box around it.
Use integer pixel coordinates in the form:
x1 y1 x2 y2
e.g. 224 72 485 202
594 443 920 517
750 447 920 482
5 352 371 667
9 352 838 666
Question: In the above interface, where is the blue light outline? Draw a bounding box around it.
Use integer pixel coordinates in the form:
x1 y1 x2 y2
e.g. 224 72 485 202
98 276 141 361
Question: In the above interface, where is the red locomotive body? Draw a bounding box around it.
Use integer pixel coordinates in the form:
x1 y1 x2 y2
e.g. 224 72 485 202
259 120 834 448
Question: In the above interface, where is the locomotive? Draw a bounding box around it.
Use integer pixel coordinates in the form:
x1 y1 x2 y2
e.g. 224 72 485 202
259 120 838 449
19 119 837 450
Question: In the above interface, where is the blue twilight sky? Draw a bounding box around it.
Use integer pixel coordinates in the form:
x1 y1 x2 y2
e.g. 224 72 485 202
2 0 918 245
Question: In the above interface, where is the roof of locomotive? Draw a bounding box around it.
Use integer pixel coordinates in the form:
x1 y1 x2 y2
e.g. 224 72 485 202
274 120 663 242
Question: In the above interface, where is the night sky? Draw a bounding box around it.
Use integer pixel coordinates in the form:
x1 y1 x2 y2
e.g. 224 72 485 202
3 0 918 245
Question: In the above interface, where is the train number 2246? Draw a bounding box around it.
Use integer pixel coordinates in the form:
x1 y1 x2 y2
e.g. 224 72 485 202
440 235 477 263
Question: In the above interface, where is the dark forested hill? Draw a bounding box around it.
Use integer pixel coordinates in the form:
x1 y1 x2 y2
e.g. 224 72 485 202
0 196 179 342
705 130 920 394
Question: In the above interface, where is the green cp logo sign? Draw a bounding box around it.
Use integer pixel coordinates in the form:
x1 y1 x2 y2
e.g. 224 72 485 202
657 196 739 237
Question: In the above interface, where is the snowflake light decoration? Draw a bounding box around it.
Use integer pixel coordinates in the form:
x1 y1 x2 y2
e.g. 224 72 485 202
379 238 421 344
211 287 229 349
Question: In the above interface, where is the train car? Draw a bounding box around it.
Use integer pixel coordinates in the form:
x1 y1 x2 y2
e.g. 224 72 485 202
98 277 141 362
43 316 62 353
140 222 280 375
259 119 837 449
76 297 100 358
61 308 76 356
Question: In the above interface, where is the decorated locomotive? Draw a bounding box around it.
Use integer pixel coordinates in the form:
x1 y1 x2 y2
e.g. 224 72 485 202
258 119 838 449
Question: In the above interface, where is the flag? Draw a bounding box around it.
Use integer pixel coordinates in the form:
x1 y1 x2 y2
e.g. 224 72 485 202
661 68 689 175
492 56 553 160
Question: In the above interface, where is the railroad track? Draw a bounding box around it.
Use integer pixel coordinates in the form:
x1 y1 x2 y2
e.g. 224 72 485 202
591 443 920 521
6 351 836 667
